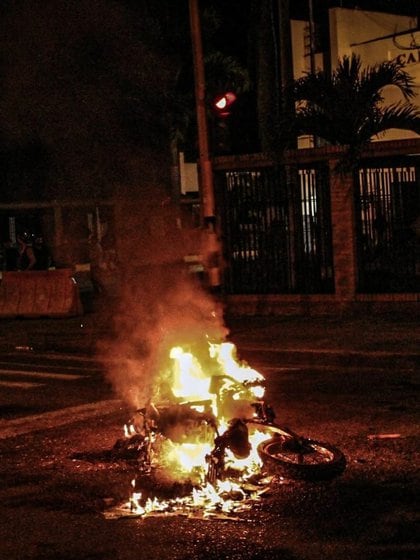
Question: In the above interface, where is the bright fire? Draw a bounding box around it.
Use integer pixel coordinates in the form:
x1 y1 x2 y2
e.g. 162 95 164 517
117 340 274 518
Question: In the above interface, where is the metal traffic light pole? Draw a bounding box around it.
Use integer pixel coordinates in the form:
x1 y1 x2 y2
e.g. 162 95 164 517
188 0 221 288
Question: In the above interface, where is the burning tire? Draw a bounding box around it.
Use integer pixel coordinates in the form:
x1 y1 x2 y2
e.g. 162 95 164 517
257 435 346 481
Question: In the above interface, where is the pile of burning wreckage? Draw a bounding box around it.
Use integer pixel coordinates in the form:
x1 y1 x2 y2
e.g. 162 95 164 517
103 340 346 521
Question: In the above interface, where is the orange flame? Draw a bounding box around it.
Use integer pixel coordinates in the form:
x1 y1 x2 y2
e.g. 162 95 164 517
120 340 272 517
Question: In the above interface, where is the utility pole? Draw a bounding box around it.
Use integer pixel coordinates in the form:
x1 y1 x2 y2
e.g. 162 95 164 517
277 0 294 111
277 0 296 147
308 0 316 73
189 0 221 288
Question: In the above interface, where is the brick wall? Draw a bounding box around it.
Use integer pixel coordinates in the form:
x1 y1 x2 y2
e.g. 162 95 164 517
329 161 357 300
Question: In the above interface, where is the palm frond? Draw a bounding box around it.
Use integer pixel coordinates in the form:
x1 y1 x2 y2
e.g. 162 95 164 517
332 53 362 89
372 102 420 136
359 59 417 102
293 52 419 156
295 106 345 145
204 51 250 96
294 72 332 102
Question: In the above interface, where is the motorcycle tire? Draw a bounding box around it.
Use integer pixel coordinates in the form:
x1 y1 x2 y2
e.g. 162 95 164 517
257 435 346 481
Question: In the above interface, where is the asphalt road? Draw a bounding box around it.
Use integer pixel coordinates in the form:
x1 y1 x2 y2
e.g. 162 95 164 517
0 343 418 560
0 349 114 416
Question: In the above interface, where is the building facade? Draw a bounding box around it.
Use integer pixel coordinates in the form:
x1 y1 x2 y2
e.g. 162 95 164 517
292 6 420 146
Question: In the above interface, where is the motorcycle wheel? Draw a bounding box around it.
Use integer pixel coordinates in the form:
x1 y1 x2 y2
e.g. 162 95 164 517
257 435 346 481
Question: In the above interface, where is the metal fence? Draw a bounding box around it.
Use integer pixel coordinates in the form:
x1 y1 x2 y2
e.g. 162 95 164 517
355 156 419 293
215 151 419 296
215 162 334 294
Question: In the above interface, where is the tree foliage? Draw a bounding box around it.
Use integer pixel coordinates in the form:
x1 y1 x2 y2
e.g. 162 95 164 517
293 53 420 164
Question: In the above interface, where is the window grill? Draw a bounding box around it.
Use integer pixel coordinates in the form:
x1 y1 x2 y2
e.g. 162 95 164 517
215 163 334 294
356 159 419 293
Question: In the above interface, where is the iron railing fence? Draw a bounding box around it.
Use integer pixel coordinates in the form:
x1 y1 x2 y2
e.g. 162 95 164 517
355 156 419 293
295 165 334 293
215 162 334 295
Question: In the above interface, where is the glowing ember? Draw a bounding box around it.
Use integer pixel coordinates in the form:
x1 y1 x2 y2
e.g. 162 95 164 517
111 476 274 521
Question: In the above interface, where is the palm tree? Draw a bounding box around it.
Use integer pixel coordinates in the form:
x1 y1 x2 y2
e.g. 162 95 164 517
293 53 420 167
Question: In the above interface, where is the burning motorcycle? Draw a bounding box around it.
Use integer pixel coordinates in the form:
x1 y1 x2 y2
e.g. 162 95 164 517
205 394 346 483
115 341 346 486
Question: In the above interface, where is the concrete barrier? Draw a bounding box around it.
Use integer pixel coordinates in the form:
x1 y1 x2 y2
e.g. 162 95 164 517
0 269 83 318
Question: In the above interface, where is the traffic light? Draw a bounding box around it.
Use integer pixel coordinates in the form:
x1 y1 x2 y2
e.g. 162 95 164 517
212 92 237 118
211 92 237 154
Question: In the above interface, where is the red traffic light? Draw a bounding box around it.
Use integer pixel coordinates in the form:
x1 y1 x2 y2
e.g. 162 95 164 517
213 92 237 117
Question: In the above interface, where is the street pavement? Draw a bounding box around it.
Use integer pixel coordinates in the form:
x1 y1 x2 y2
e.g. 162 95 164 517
0 303 419 560
226 311 420 371
0 305 418 368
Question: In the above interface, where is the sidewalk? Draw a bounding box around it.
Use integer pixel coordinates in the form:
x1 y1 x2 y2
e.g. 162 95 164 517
0 307 418 368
